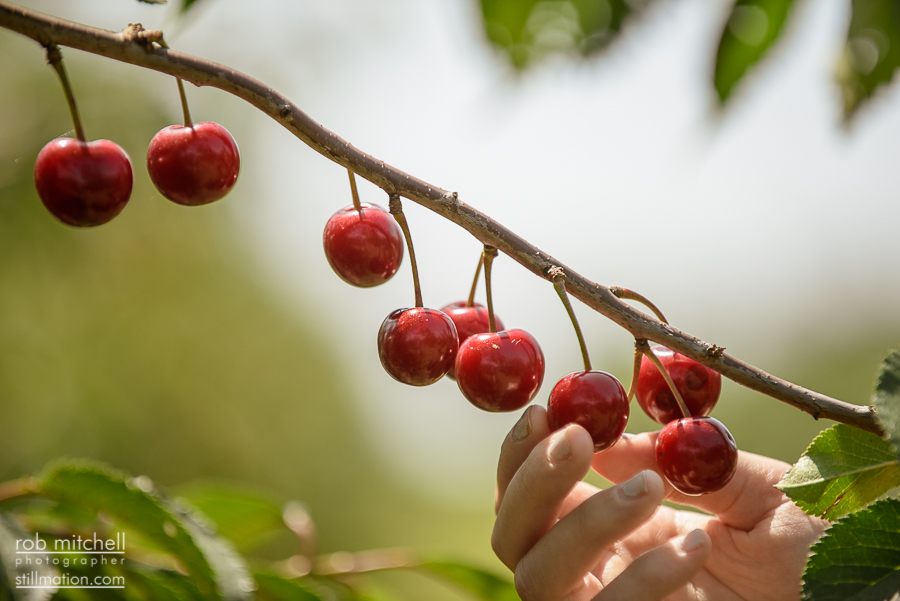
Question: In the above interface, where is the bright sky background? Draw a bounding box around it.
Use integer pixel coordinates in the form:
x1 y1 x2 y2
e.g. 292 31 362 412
22 0 900 507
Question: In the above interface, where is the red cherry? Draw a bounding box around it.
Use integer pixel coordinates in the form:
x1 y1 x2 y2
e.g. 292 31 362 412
455 329 545 412
655 416 737 495
635 345 721 424
377 307 458 386
547 370 629 452
323 203 404 287
34 137 133 227
146 122 240 206
439 301 504 380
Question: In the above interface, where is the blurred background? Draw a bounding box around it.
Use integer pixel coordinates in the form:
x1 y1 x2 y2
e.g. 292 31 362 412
2 0 900 598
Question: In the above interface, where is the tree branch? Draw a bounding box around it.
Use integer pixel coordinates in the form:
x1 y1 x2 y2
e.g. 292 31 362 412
0 1 883 435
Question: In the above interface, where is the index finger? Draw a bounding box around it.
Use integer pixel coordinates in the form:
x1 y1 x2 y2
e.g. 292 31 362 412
495 405 551 513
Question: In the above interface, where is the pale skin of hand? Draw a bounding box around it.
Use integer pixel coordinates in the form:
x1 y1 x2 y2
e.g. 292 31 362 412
493 405 828 601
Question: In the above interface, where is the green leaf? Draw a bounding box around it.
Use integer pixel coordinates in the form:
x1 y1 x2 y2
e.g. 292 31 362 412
777 424 900 520
38 460 251 601
418 560 518 601
802 498 900 600
181 0 202 15
875 349 900 462
0 513 56 601
479 0 656 69
253 573 324 601
174 484 287 553
837 0 900 120
713 0 797 102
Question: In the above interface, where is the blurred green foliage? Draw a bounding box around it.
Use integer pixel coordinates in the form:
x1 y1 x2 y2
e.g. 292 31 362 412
480 0 900 120
714 0 796 102
479 0 657 69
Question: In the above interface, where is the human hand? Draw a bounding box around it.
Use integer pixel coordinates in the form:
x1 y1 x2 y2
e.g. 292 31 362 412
493 405 828 600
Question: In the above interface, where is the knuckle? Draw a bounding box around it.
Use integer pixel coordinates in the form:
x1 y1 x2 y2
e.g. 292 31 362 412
514 561 539 601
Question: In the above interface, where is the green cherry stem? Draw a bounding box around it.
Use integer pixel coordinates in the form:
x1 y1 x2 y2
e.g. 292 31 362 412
626 347 642 402
156 36 193 128
610 286 669 324
466 253 484 308
176 77 193 128
389 195 423 308
45 44 86 143
636 338 691 418
482 245 498 333
348 170 362 211
550 267 591 372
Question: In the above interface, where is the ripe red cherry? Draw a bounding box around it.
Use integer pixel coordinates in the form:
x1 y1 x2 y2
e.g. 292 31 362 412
323 203 404 287
455 329 544 412
655 416 737 495
547 371 629 452
439 301 504 380
34 137 133 227
636 345 721 424
146 122 240 206
377 307 458 386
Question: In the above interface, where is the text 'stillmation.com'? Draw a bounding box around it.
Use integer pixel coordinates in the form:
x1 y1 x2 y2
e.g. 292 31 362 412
14 532 126 589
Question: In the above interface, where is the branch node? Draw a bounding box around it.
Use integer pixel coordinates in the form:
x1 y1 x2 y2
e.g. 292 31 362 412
119 23 162 51
279 104 292 119
547 266 565 281
707 345 726 358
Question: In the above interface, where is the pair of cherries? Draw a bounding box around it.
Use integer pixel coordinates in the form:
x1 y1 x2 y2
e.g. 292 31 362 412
34 122 240 226
323 202 545 411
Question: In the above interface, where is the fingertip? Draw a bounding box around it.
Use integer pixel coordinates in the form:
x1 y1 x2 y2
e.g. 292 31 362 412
679 529 710 555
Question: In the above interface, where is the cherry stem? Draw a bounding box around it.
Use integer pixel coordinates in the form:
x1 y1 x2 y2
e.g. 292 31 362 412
626 347 642 402
45 44 86 142
550 267 592 372
482 246 498 333
610 287 668 324
156 36 193 128
348 170 362 211
466 254 483 308
636 338 691 419
176 77 193 128
389 195 423 308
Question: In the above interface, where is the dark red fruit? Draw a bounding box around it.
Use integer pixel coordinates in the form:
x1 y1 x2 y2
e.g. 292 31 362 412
655 416 737 495
323 203 404 287
547 371 629 452
147 122 240 206
455 329 544 412
636 345 721 424
439 301 504 380
34 137 133 227
377 307 458 386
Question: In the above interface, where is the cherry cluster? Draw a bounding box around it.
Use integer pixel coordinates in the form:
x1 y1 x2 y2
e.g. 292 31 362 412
321 185 738 496
33 46 240 227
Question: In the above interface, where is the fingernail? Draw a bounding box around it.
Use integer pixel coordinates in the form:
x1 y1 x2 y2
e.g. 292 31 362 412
617 471 649 500
512 407 532 442
621 432 637 440
547 428 572 464
681 529 706 552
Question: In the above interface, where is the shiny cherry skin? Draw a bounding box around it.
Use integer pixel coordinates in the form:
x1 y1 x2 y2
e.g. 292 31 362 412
147 122 240 206
439 301 504 380
656 416 737 495
636 345 721 424
377 307 458 386
455 329 544 412
34 137 133 227
547 370 629 452
323 202 404 287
